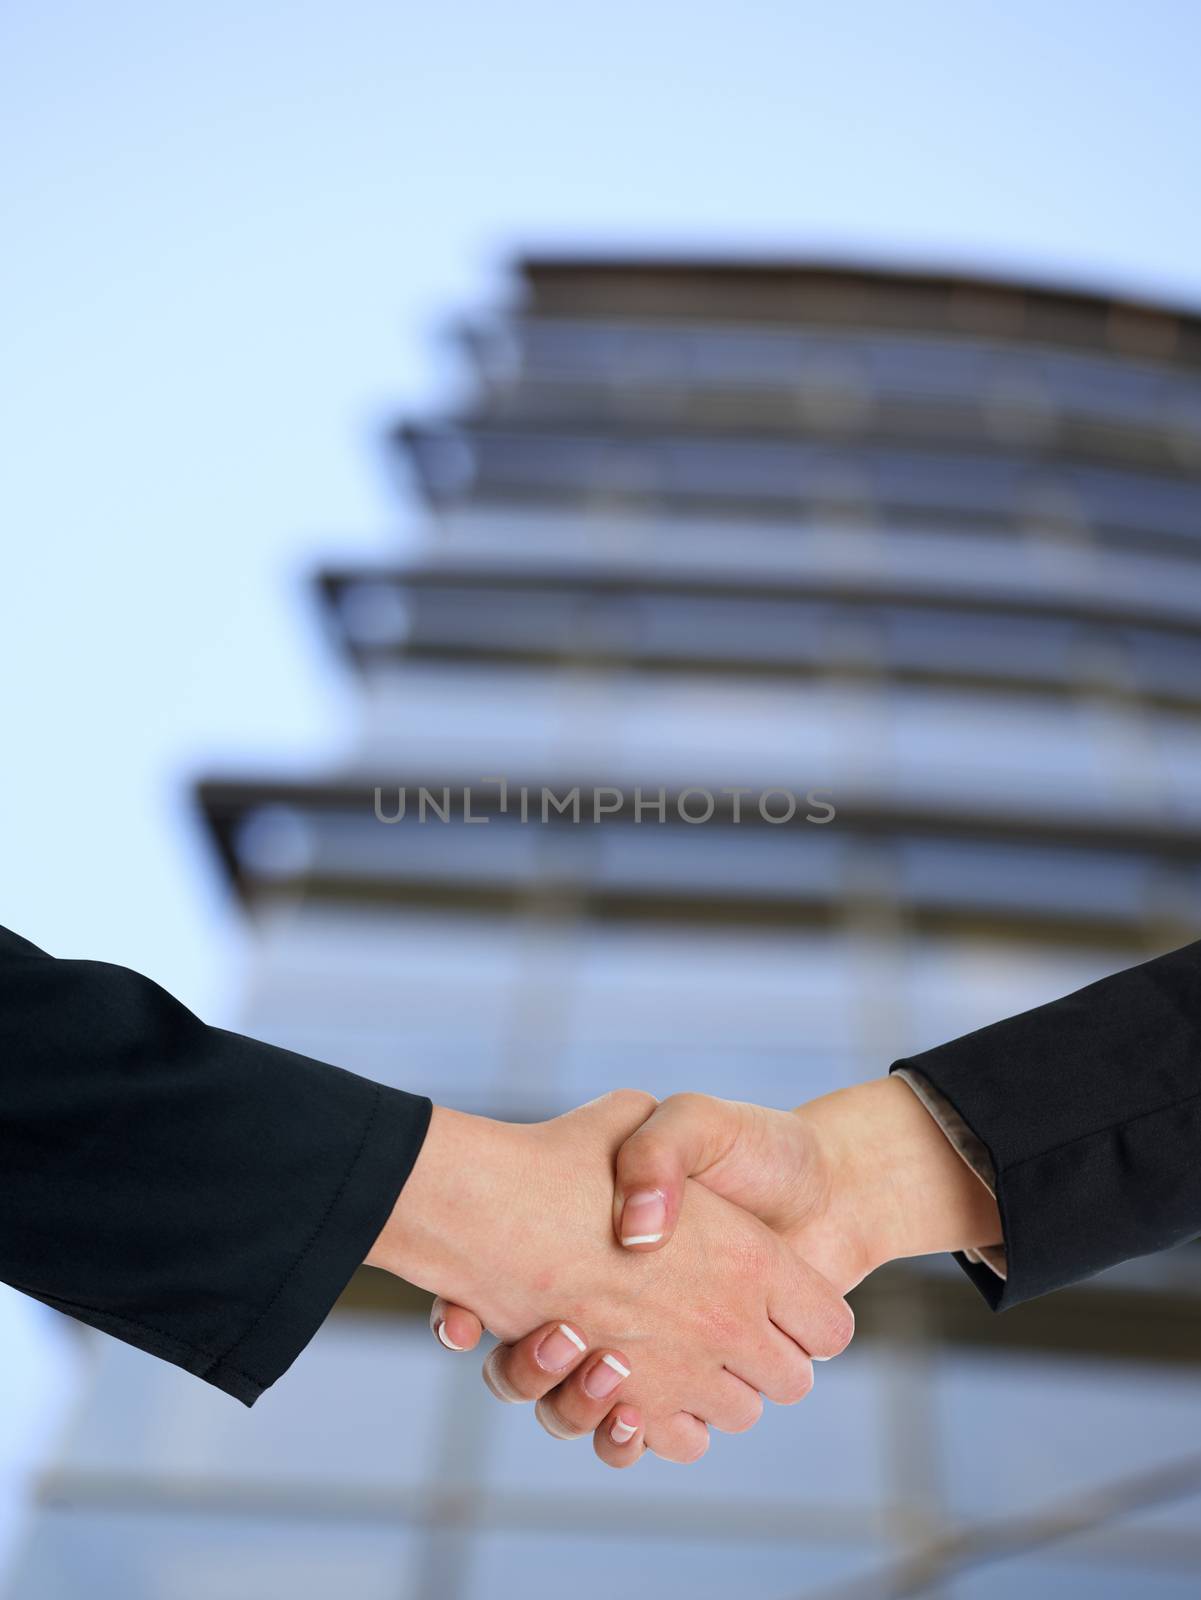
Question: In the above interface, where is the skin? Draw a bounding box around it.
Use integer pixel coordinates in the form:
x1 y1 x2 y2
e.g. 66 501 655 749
428 1077 1003 1467
365 1089 854 1464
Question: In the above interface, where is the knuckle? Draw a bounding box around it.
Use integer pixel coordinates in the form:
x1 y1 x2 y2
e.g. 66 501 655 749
607 1087 658 1121
678 1430 710 1464
653 1416 710 1464
726 1393 764 1434
664 1091 710 1119
780 1360 814 1406
821 1301 856 1357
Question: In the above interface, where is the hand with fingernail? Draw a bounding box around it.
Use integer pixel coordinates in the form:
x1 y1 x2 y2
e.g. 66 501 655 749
367 1089 854 1466
429 1080 1003 1466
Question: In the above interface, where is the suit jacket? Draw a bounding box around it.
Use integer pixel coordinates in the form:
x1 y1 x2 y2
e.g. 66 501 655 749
892 939 1201 1308
0 924 430 1404
4 925 1199 1401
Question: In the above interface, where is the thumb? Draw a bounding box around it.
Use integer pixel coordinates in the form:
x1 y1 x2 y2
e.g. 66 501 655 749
613 1093 743 1252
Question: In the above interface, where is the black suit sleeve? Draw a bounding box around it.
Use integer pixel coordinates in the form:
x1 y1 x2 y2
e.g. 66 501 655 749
891 940 1201 1308
0 924 432 1404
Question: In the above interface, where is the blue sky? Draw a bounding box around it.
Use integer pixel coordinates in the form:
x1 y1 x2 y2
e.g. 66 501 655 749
2 0 1200 1021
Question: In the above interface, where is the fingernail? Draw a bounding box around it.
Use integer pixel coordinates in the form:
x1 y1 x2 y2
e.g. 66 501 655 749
483 1347 523 1403
435 1322 465 1351
610 1414 638 1445
584 1353 631 1400
535 1323 587 1372
620 1190 666 1246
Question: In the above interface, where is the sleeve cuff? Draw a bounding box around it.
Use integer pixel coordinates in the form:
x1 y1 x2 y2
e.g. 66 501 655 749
200 1083 432 1405
892 1066 1009 1282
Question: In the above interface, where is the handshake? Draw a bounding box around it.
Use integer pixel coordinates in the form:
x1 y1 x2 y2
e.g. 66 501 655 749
365 1078 1002 1468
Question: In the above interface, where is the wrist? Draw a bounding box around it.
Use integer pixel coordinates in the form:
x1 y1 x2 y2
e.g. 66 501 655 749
792 1076 1002 1287
365 1104 531 1312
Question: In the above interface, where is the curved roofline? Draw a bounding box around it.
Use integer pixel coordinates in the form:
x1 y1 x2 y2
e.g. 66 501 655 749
518 253 1201 323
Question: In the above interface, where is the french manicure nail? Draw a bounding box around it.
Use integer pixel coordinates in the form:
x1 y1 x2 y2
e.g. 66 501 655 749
435 1322 465 1351
621 1189 667 1246
584 1353 631 1399
535 1323 587 1372
610 1415 638 1445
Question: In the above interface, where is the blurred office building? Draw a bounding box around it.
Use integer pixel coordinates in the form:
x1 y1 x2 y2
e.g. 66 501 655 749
12 259 1201 1598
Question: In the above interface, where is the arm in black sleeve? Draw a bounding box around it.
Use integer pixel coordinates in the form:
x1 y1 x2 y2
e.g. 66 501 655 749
0 924 432 1404
890 939 1201 1309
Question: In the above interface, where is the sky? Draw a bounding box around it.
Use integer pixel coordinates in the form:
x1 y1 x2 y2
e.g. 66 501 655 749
2 0 1201 1020
2 0 1200 1576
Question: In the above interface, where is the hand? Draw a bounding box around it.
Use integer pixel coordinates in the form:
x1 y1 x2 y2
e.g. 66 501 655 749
367 1089 854 1463
432 1079 1001 1462
607 1077 1002 1287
